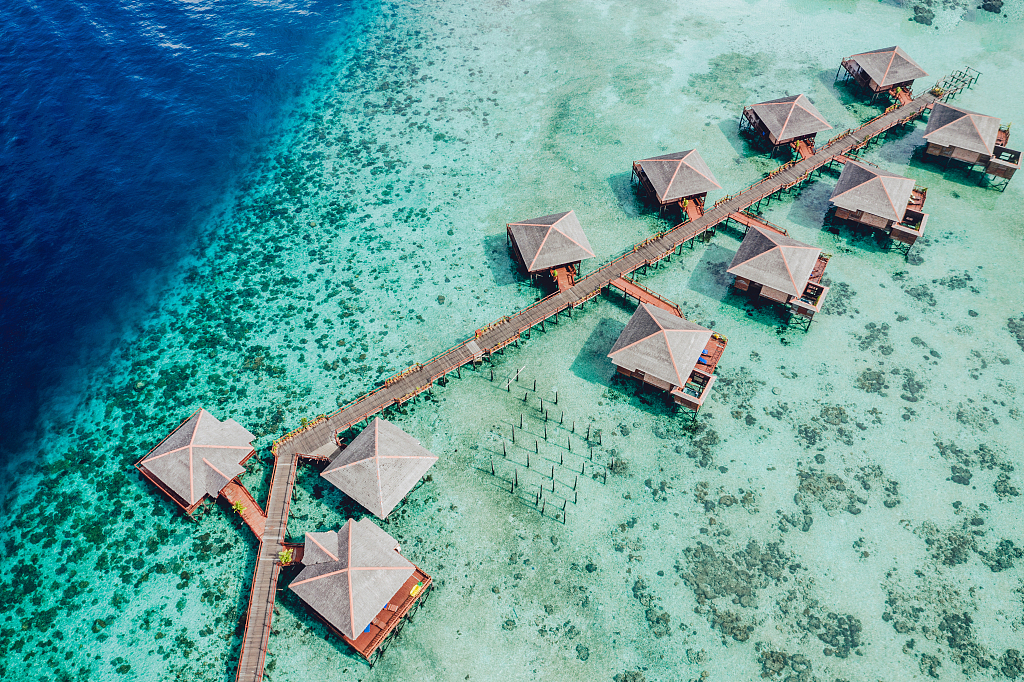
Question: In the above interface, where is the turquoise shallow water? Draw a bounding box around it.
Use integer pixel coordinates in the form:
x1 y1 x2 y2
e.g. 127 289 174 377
2 1 1024 680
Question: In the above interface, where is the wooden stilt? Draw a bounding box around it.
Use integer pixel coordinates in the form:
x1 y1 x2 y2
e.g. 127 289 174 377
490 459 495 475
527 452 530 468
503 442 507 458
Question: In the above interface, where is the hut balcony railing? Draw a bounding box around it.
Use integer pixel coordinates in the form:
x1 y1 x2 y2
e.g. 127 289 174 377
993 146 1021 165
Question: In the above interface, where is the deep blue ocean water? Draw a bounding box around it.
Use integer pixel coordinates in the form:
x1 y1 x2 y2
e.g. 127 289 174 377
0 0 362 461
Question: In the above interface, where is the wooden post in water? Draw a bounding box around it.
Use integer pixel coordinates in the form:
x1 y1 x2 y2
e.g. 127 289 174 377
560 411 564 425
554 390 558 405
490 459 495 475
503 442 507 458
551 465 555 480
514 469 518 489
544 425 547 440
573 475 578 490
511 425 515 443
527 452 530 468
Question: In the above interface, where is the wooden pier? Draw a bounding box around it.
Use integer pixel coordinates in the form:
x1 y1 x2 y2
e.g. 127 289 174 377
221 480 267 539
231 72 977 682
234 452 298 682
609 276 682 317
276 83 965 462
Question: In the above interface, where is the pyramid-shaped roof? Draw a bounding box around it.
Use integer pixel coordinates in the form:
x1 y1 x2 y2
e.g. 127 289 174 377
635 150 722 203
507 210 595 273
727 226 821 297
289 519 415 639
829 159 915 222
923 102 1000 156
850 46 928 88
608 303 713 388
749 94 832 142
139 409 255 507
321 418 437 519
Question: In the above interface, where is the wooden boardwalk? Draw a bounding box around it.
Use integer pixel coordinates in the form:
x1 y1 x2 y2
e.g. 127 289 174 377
235 452 298 682
221 480 267 539
275 89 948 464
233 78 974 682
609 276 682 317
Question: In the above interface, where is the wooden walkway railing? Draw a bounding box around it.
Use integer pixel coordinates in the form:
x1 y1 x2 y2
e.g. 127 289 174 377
231 70 976 682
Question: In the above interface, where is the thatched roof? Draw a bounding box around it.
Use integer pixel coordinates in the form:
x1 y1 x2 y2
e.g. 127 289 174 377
138 409 254 507
321 418 437 519
634 150 721 203
608 303 712 388
923 102 1000 156
507 211 595 273
289 519 415 639
727 226 821 297
849 46 927 88
748 94 832 142
829 159 915 222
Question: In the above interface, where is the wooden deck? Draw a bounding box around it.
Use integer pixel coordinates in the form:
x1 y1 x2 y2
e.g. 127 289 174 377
342 567 432 660
230 73 977 682
221 480 268 539
609 276 682 317
727 211 788 236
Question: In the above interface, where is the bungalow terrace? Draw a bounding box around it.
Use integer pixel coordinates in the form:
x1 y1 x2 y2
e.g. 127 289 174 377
631 149 721 220
135 408 256 514
922 102 1019 189
507 210 595 291
727 225 830 328
607 303 726 414
289 519 431 662
828 158 929 251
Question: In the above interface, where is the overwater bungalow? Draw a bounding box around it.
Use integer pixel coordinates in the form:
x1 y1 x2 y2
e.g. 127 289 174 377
922 102 1020 188
837 46 928 103
289 519 432 662
135 408 256 514
607 302 726 414
321 417 437 520
631 149 721 220
828 158 928 251
727 225 830 328
506 210 595 291
740 94 832 157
